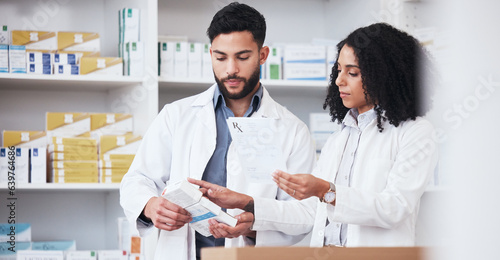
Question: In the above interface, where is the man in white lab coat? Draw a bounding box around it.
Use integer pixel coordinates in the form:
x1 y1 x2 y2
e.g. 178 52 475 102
119 2 316 260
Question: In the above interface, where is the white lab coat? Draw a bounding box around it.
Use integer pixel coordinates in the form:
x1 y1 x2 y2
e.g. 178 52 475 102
252 115 438 247
120 84 316 260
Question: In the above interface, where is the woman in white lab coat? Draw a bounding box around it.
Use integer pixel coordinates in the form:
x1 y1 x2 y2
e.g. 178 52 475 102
193 22 438 247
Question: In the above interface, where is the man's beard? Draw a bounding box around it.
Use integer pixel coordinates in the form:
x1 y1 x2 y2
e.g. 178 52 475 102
215 65 261 100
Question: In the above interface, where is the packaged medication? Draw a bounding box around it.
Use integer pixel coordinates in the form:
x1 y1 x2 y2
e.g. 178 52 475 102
50 136 96 147
17 250 64 260
174 42 188 78
53 52 82 65
2 130 48 148
125 41 143 77
0 25 9 45
66 251 97 260
0 45 8 73
26 51 52 64
283 45 327 80
188 42 203 78
90 113 133 139
15 147 29 184
54 64 79 75
11 30 57 51
202 43 212 79
0 223 32 242
46 112 91 138
31 240 76 251
50 168 99 183
119 8 141 44
98 250 128 260
57 32 100 53
28 63 52 74
326 45 337 77
80 57 123 76
8 45 26 73
0 241 31 260
159 41 175 77
266 46 283 80
30 147 47 183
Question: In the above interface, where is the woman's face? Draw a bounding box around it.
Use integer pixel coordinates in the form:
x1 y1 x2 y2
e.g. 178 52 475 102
335 45 373 114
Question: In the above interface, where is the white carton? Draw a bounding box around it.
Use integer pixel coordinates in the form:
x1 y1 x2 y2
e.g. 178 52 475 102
53 53 82 65
119 8 140 44
97 250 128 260
266 46 282 80
0 25 9 45
0 241 31 260
90 113 133 139
15 147 29 184
26 51 52 64
125 41 143 77
28 63 52 74
283 45 326 80
80 57 123 76
202 43 212 79
174 42 188 78
66 251 97 260
0 223 32 242
17 250 64 260
31 240 76 251
0 45 8 73
54 64 79 75
161 180 237 237
159 41 175 78
188 42 203 79
8 45 26 73
309 113 339 155
30 147 47 183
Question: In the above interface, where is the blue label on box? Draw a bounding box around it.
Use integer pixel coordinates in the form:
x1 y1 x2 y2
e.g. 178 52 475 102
55 53 60 63
70 65 78 75
16 148 21 156
33 148 38 156
0 148 5 157
30 63 35 72
68 54 76 65
190 212 216 223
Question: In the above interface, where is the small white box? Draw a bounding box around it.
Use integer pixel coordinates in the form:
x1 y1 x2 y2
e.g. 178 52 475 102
97 250 128 260
15 147 30 184
266 46 282 80
28 63 52 74
30 147 47 183
17 250 64 260
54 64 79 75
31 240 76 251
66 250 97 260
125 41 143 77
8 45 26 73
159 41 175 78
26 51 52 64
90 113 133 139
0 147 12 184
119 8 140 44
188 42 203 79
0 223 32 242
0 25 9 45
174 42 188 78
0 45 8 73
202 43 212 79
53 53 81 65
283 45 326 80
0 241 31 260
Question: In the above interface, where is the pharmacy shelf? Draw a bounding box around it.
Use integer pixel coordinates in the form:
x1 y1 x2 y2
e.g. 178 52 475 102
0 183 120 191
0 74 143 92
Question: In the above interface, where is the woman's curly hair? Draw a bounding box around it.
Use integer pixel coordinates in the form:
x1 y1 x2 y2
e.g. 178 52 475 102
323 23 434 132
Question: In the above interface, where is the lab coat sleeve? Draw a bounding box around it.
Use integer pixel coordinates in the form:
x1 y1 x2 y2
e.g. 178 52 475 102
120 105 175 236
332 119 439 229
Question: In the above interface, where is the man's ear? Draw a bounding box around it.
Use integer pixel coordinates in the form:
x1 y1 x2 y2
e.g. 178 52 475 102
259 46 270 65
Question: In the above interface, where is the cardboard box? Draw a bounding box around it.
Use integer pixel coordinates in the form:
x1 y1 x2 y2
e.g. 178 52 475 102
15 147 29 184
51 160 98 170
50 173 99 183
11 30 57 51
90 113 133 139
0 241 31 260
26 51 52 65
50 151 98 161
0 45 8 73
31 147 47 183
124 41 143 77
0 147 9 184
50 168 99 183
46 112 91 138
283 45 326 80
202 247 425 260
99 134 140 157
80 57 123 76
98 159 133 169
53 52 82 65
50 136 96 147
97 250 128 260
0 223 32 242
159 41 175 77
174 42 188 78
188 42 202 78
162 180 237 236
66 251 97 260
16 250 64 260
57 32 100 53
119 8 140 44
0 25 9 45
2 130 48 148
54 64 79 75
31 240 76 251
8 45 26 73
28 63 52 74
48 144 98 154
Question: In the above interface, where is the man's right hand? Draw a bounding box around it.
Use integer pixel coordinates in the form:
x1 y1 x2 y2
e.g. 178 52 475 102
143 197 192 231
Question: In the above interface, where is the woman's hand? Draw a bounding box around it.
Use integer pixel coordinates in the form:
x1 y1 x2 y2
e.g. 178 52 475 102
208 212 255 239
272 170 330 200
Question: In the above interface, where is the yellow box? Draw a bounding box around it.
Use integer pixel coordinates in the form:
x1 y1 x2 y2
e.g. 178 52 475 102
51 160 98 170
12 30 57 51
100 173 126 183
46 112 91 138
90 113 133 139
99 134 141 158
98 159 133 169
48 144 98 155
51 174 99 183
80 57 123 75
51 167 98 177
50 151 98 161
51 137 96 147
57 31 100 52
99 167 128 176
2 130 48 147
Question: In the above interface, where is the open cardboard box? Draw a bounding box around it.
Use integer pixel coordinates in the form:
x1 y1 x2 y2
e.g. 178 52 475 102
202 246 425 260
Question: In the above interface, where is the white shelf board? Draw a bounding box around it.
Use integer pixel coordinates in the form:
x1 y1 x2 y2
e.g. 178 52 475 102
0 74 143 91
0 183 120 191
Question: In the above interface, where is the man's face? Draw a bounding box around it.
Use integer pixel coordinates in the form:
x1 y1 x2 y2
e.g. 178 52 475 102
210 31 268 100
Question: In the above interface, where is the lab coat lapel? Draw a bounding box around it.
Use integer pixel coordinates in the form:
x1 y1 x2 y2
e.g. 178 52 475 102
189 85 217 180
251 87 279 119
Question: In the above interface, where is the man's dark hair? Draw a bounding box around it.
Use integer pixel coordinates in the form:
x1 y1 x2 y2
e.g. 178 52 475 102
207 2 266 48
323 22 435 132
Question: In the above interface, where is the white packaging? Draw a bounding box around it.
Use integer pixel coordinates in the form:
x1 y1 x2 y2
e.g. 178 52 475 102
188 42 202 79
120 8 140 44
283 45 326 80
202 43 212 79
97 250 128 260
126 41 143 77
53 53 81 65
30 147 47 183
0 45 8 73
174 42 188 78
26 51 52 65
17 250 64 260
0 148 8 184
15 147 29 184
0 241 31 260
161 180 237 237
8 45 26 73
159 41 175 78
0 223 32 242
28 63 52 74
326 45 338 78
266 46 282 80
54 64 79 75
118 218 143 255
0 25 9 45
66 251 97 260
31 240 76 251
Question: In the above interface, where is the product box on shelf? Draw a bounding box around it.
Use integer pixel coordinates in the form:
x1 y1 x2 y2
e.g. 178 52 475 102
118 217 143 256
54 64 79 75
28 63 52 74
66 251 97 260
14 147 29 184
124 41 143 77
97 250 128 260
0 25 9 45
11 30 57 51
26 51 52 65
99 167 128 183
50 136 97 147
174 41 188 78
31 147 47 183
119 8 140 44
266 46 283 80
2 130 48 148
48 143 98 155
0 45 8 73
57 32 100 54
90 113 133 139
283 45 327 81
53 52 82 65
80 57 123 76
202 43 212 79
50 160 98 170
326 45 337 77
159 41 175 77
46 112 91 138
0 241 31 260
0 223 32 242
99 134 141 159
50 168 99 183
17 250 64 260
9 45 26 73
188 42 203 79
50 150 98 161
31 240 76 251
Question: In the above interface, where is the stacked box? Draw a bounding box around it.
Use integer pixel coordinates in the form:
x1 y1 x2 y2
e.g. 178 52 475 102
174 42 188 78
90 113 133 140
124 42 143 77
66 251 97 260
53 52 82 75
8 45 26 73
48 137 98 183
0 147 30 184
27 51 53 75
158 41 175 77
188 42 203 79
98 134 141 183
80 57 123 76
11 30 57 52
0 45 8 73
57 32 100 57
202 43 212 79
46 112 91 138
17 251 64 260
119 8 141 77
97 250 128 260
0 25 9 45
283 45 327 81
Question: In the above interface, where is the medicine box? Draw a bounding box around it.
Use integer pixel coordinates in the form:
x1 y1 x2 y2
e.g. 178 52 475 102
50 168 99 183
99 134 141 159
15 147 29 184
159 41 175 77
119 8 141 44
97 250 128 260
11 30 57 51
0 241 31 260
57 32 100 53
283 45 326 80
326 45 337 77
26 51 52 64
0 148 8 184
54 64 79 75
0 223 32 242
31 240 76 251
90 113 133 139
30 147 47 183
9 45 26 73
66 251 97 260
46 112 91 138
50 151 98 161
202 43 212 79
161 180 237 237
50 136 97 147
17 250 64 260
2 130 48 148
174 42 188 78
188 42 203 79
125 41 143 77
0 45 8 73
80 57 123 76
266 46 283 80
28 63 52 74
0 25 9 45
48 144 98 155
53 52 82 65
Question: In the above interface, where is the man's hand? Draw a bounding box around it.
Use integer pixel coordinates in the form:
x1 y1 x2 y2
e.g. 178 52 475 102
143 196 192 231
187 178 252 210
272 170 330 200
208 212 255 239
